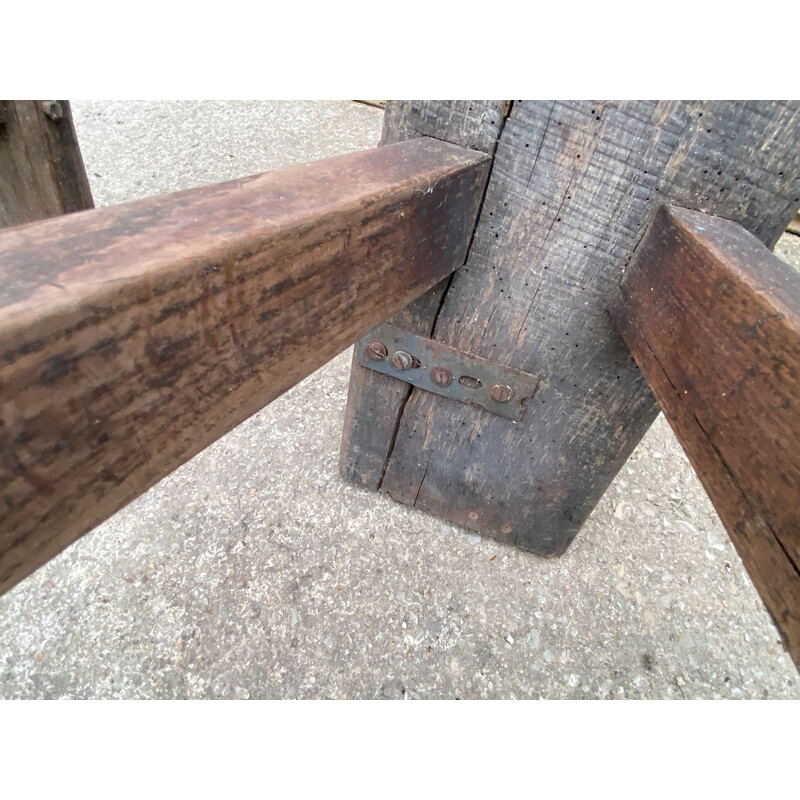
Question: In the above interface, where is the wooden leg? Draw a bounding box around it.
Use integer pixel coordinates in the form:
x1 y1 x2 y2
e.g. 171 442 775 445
0 100 93 226
341 101 511 486
613 204 800 667
340 100 800 555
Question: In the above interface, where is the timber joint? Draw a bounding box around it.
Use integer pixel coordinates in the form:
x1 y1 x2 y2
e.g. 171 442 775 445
357 323 539 421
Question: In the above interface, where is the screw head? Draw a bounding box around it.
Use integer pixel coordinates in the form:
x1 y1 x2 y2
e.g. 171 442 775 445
390 350 414 371
429 365 453 387
365 341 388 360
41 101 63 122
490 383 513 403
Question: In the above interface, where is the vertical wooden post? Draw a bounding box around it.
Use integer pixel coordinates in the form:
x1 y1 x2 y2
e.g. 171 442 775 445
0 100 93 227
341 100 512 486
340 100 800 555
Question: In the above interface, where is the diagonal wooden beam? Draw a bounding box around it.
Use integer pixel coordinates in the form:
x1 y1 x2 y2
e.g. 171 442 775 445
0 137 491 594
613 204 800 667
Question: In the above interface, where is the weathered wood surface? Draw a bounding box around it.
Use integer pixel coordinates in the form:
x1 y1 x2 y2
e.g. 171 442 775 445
613 205 800 666
0 137 490 595
341 100 800 555
341 100 512 486
0 100 93 227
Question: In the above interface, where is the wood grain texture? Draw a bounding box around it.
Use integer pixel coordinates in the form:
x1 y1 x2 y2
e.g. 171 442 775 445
379 100 513 155
342 100 800 555
0 137 490 594
0 100 93 227
613 205 800 665
341 101 512 487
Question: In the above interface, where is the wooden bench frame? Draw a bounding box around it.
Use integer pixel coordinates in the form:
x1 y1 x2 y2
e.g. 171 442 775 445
1 99 799 668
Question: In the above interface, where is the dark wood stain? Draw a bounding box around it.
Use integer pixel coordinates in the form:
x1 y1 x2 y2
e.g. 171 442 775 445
613 204 800 668
0 136 490 594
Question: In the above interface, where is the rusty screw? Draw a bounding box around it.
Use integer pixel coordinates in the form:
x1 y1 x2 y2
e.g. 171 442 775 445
390 350 414 371
41 101 63 122
365 341 388 360
429 365 453 387
490 383 513 403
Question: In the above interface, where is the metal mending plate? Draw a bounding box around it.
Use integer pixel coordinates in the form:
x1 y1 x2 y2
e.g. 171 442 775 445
357 323 540 421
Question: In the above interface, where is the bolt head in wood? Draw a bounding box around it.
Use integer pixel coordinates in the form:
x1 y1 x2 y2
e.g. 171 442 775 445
365 341 388 360
429 365 454 387
357 323 538 421
41 101 63 122
390 350 413 370
490 383 513 403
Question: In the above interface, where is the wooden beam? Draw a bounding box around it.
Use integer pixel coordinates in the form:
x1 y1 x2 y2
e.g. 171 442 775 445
0 137 491 594
613 204 800 666
341 100 800 555
0 100 94 227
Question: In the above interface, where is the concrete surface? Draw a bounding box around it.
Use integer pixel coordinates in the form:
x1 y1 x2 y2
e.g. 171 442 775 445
1 101 798 699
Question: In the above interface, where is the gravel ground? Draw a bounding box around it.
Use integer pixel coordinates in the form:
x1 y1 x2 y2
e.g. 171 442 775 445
1 101 798 700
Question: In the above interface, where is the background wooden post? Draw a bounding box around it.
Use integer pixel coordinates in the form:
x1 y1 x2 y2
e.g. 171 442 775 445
0 100 93 228
340 100 800 555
